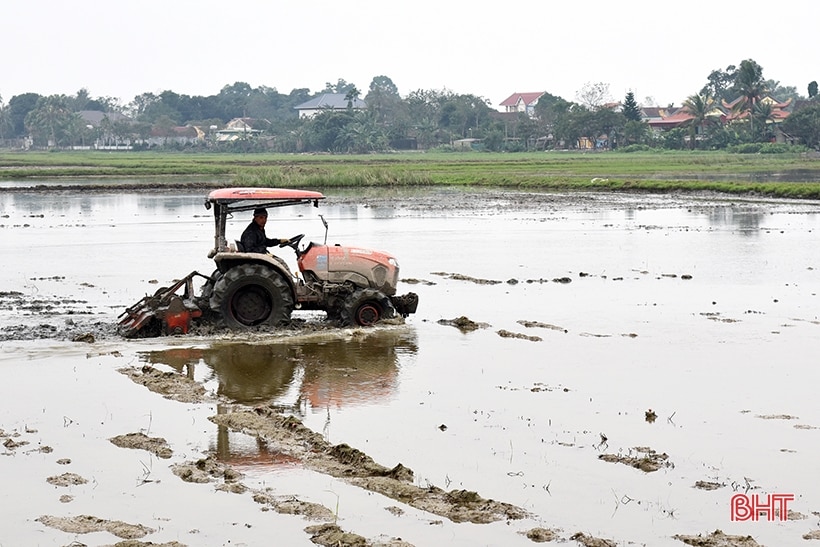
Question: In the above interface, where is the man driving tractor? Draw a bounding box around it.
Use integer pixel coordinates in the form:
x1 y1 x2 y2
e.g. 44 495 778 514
240 208 290 253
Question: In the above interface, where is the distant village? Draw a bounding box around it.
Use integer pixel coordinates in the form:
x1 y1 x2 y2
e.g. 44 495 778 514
2 69 818 152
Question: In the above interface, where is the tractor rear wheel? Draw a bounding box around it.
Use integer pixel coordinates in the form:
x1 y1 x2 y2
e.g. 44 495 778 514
341 288 395 327
210 264 293 329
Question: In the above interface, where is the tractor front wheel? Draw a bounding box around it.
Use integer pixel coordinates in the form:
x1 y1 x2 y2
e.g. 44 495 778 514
210 264 293 329
341 288 395 327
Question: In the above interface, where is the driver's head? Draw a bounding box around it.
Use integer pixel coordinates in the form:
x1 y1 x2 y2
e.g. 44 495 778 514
253 208 268 227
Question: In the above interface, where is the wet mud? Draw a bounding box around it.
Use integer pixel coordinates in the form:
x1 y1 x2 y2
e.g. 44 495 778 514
672 529 763 546
110 432 173 459
598 446 673 473
35 514 154 540
209 406 529 525
4 188 820 546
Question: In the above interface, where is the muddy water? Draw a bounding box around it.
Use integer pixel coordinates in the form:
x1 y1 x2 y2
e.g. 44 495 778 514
1 186 819 546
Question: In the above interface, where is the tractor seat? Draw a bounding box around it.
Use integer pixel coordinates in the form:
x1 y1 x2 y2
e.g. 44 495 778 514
234 240 245 252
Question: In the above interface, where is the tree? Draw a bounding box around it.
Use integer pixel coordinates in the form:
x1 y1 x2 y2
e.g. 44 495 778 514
532 93 571 148
750 101 778 142
70 88 93 111
809 81 818 99
401 89 443 148
782 103 820 148
732 59 768 138
623 120 649 146
323 78 357 95
576 82 611 111
302 110 355 152
681 93 718 149
335 112 388 153
0 95 10 139
127 92 160 118
25 95 75 147
701 65 737 105
365 75 401 126
622 92 642 122
437 93 492 140
761 79 802 103
554 105 624 149
7 93 41 137
344 86 361 109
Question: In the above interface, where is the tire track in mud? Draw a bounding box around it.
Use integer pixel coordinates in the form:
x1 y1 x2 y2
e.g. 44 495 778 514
115 364 551 546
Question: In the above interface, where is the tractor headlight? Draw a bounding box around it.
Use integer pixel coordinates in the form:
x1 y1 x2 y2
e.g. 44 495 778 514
388 258 398 267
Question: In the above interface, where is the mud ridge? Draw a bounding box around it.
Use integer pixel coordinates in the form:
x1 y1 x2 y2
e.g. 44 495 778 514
210 406 530 524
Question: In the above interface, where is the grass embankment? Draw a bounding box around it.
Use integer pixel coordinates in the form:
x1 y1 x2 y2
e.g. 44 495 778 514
1 150 819 198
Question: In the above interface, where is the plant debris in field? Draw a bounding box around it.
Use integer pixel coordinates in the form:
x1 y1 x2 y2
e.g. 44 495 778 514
497 329 542 342
401 277 436 286
693 480 724 490
35 514 154 540
437 316 488 332
569 531 617 546
755 413 799 420
431 271 502 285
522 527 559 542
517 319 568 333
211 406 529 524
673 529 763 546
109 432 173 459
598 446 672 473
46 472 88 487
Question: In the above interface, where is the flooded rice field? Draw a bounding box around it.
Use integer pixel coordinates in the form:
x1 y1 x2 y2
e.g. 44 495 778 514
1 185 819 546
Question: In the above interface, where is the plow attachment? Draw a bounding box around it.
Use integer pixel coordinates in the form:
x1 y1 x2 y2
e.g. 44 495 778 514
117 271 210 338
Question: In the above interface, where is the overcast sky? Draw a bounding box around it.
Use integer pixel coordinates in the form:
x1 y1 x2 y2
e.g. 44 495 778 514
3 0 817 110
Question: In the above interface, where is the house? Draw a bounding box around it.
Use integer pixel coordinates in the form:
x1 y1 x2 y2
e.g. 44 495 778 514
721 95 792 123
77 110 132 127
76 110 134 149
498 92 545 117
215 118 269 142
146 126 200 147
646 108 694 131
294 93 367 118
645 94 793 136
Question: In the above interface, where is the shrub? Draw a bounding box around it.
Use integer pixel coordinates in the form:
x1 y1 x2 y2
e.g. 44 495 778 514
618 144 654 153
728 143 762 154
758 143 808 154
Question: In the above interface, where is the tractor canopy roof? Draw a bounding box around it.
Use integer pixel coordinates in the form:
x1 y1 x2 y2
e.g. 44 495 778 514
206 188 325 214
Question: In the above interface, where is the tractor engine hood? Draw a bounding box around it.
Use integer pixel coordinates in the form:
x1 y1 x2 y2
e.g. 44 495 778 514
299 243 400 296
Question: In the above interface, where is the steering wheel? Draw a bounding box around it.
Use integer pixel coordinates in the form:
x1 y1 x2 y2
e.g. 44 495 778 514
279 233 305 249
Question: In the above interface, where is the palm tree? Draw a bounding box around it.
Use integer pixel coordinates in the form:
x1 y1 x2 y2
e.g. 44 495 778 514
733 60 767 137
344 87 361 110
751 101 777 141
682 93 717 149
25 95 73 147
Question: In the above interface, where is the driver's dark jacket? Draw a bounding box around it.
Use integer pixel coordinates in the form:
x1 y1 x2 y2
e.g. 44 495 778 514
240 221 277 253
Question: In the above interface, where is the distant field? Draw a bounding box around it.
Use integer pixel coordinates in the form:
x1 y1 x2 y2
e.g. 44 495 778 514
2 150 820 198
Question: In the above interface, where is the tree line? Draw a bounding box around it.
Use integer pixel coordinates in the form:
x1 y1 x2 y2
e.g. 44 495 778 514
1 60 818 152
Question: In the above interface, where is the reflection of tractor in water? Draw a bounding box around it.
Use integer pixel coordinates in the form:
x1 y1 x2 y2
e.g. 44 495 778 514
118 188 418 337
139 330 418 407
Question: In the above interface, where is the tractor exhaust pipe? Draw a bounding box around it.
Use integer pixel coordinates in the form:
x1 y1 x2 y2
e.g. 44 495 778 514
319 214 329 245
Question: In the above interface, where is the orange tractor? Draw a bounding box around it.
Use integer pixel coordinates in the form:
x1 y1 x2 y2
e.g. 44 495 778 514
118 188 418 337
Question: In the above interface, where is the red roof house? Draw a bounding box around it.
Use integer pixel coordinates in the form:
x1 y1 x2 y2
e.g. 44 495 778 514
499 92 546 117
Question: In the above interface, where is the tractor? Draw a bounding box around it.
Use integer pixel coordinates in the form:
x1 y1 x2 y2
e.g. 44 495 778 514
118 188 418 337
